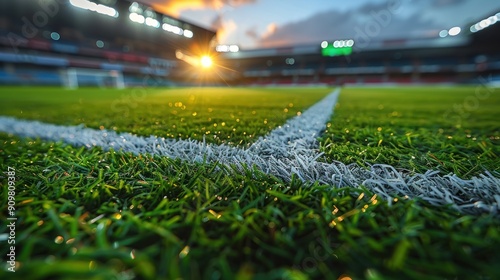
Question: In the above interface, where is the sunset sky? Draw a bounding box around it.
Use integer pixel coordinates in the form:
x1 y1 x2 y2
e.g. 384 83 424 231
140 0 500 50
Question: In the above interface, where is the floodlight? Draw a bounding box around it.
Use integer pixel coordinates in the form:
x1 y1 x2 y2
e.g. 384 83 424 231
229 45 239 52
321 41 328 48
200 56 213 68
448 27 461 36
145 17 160 28
130 13 145 24
183 30 193 38
163 23 172 31
171 26 183 35
70 0 118 18
216 45 228 52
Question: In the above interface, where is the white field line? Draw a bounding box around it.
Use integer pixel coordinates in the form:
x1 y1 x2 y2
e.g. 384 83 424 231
0 89 499 215
248 89 339 158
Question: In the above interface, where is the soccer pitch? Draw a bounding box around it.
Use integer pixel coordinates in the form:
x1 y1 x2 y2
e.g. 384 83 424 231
1 86 499 279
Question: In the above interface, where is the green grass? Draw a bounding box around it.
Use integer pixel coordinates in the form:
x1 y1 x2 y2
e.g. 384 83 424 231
320 86 500 178
1 86 500 280
0 86 330 147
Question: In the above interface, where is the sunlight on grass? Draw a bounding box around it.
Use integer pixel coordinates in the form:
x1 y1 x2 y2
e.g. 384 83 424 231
1 86 499 280
320 86 500 177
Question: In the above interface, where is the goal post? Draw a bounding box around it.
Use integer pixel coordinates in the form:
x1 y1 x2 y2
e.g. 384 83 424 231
61 68 125 89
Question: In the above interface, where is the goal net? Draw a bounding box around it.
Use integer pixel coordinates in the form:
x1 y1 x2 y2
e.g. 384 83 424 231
62 68 125 89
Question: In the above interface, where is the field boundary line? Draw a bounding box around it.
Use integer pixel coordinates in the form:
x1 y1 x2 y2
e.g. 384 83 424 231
0 89 499 215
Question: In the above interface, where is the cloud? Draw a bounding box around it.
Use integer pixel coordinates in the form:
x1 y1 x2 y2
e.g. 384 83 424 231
245 27 259 41
243 23 277 47
262 23 277 38
210 14 237 43
139 0 256 17
258 1 443 48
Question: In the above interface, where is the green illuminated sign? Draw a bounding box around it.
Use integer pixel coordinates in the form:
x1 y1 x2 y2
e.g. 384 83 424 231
321 46 352 57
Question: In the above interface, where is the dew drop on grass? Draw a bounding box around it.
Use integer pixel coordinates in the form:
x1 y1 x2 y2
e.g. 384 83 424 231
179 246 190 258
54 236 64 244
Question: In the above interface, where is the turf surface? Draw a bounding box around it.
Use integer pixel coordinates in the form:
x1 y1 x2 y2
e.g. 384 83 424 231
1 86 499 280
0 86 330 147
320 86 500 178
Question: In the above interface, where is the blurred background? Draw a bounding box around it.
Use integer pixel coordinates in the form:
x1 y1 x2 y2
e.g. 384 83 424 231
0 0 499 88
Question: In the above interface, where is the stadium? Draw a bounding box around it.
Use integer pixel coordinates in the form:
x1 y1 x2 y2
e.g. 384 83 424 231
0 0 499 279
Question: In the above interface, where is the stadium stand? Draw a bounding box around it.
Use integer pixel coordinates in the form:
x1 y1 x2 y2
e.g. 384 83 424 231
217 10 500 87
0 0 217 87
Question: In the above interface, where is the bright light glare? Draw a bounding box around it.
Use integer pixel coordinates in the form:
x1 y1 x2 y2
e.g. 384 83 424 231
200 56 213 68
448 26 461 36
70 0 118 18
320 41 328 48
